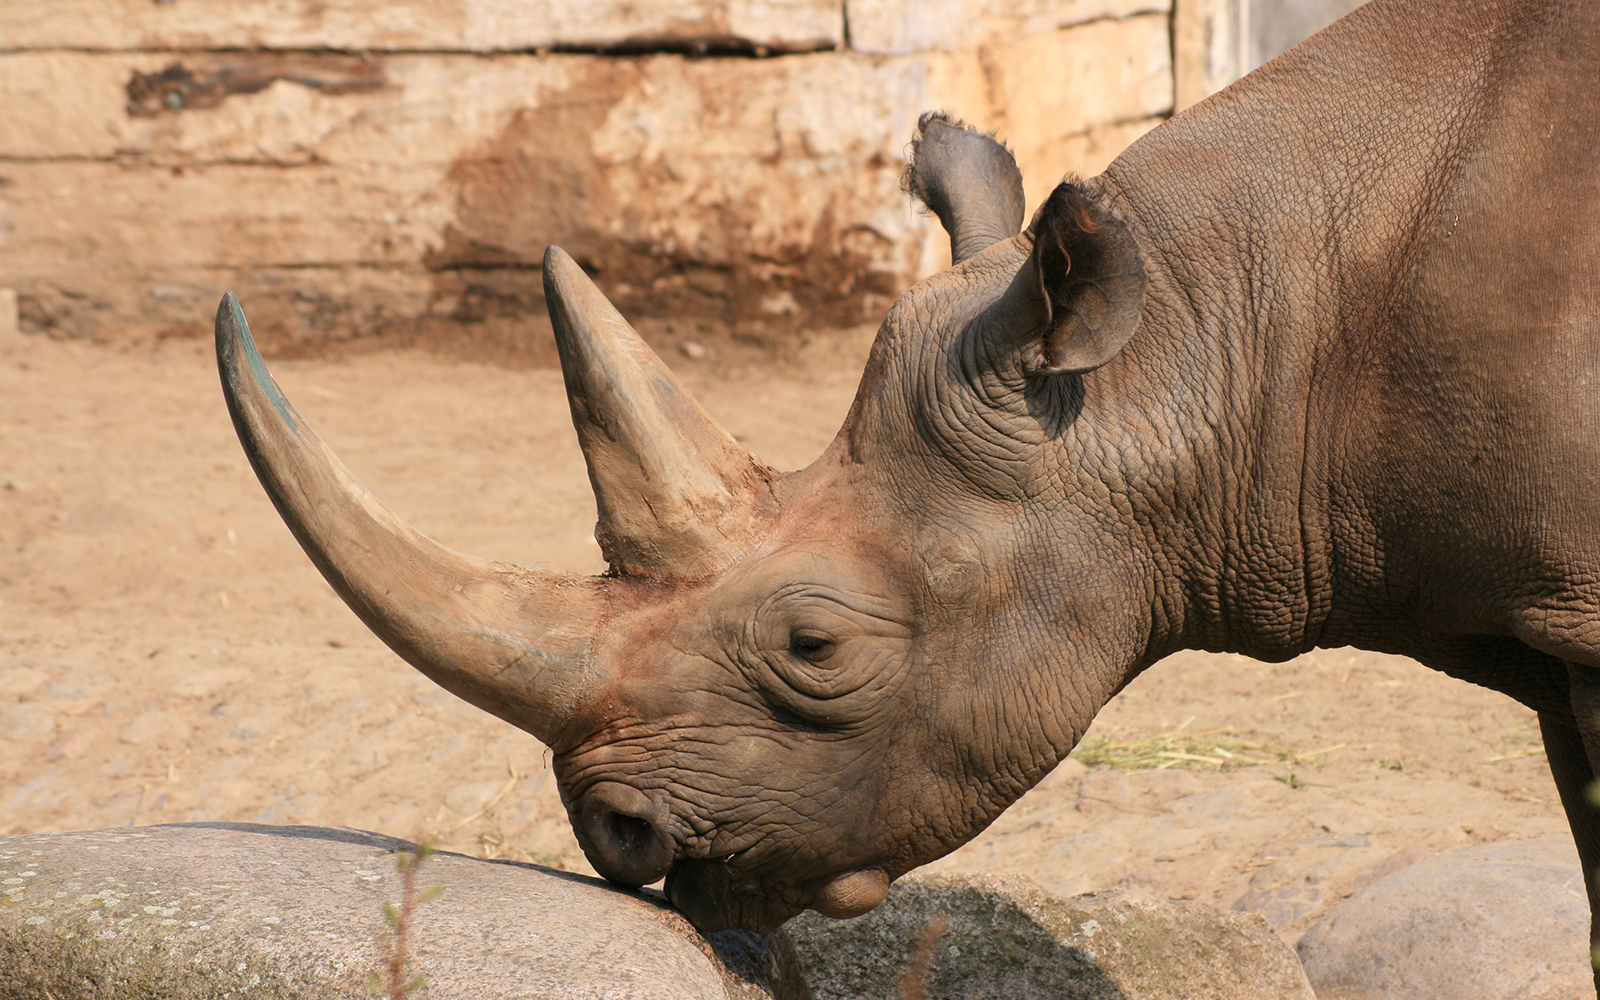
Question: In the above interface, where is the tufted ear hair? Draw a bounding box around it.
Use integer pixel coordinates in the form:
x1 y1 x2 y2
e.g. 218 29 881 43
1024 181 1147 375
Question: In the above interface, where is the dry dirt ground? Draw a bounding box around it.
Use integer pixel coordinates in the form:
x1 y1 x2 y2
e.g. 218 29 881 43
0 322 1568 947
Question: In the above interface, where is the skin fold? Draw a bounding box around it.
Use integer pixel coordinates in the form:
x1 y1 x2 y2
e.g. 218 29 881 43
217 0 1600 988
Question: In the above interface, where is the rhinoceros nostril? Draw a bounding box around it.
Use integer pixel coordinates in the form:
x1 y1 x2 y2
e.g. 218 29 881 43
607 811 653 853
575 781 675 886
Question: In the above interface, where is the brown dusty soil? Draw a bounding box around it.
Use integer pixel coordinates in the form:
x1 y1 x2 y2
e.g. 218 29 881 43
0 323 1566 946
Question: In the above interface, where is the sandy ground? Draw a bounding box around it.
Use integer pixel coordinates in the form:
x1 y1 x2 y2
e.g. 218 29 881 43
0 322 1568 946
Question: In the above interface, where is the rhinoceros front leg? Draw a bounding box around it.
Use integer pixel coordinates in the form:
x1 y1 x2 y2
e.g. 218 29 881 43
1543 669 1600 996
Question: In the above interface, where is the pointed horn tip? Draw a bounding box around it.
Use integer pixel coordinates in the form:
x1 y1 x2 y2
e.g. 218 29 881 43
542 245 597 299
214 291 249 352
214 290 256 363
213 292 298 433
542 246 626 339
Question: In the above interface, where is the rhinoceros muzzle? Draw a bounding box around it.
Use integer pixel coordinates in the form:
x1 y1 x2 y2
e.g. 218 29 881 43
566 771 894 931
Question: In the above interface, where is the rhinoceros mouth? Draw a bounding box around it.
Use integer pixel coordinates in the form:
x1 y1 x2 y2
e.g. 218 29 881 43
665 858 806 933
664 858 891 933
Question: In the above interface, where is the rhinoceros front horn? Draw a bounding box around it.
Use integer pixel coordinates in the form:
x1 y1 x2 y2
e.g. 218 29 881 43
215 293 608 749
544 246 768 578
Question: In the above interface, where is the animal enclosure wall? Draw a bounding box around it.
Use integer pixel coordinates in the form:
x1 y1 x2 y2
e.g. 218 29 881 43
0 0 1296 355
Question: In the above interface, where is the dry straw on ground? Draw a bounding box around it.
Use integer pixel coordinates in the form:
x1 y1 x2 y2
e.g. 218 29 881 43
1070 718 1345 774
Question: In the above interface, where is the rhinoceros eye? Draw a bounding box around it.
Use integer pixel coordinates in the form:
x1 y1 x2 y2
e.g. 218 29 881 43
788 631 836 663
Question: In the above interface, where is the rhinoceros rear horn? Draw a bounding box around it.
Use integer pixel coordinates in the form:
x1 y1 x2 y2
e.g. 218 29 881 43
215 294 609 749
543 247 767 579
904 112 1027 265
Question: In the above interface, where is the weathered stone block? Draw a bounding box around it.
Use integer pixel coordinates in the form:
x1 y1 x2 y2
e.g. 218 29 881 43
845 0 1170 56
1296 834 1590 1000
978 16 1173 207
1173 0 1248 109
785 871 1316 999
1249 0 1369 69
0 0 843 54
0 38 1161 349
0 50 940 345
0 288 17 339
0 161 439 268
1051 117 1167 184
0 824 799 999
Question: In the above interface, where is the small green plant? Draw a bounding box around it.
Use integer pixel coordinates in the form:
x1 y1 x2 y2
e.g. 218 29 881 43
1269 771 1331 789
369 840 444 999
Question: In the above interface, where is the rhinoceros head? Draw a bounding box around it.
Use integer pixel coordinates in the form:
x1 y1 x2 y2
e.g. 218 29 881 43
217 113 1149 933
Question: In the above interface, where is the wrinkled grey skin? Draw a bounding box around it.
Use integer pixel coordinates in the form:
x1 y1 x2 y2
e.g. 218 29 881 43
218 0 1600 987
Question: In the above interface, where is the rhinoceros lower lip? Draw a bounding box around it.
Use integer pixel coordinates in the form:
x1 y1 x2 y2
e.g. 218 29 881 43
807 868 891 918
664 860 891 933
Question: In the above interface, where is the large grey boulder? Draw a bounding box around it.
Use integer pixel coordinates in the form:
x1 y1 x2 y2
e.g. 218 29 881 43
0 824 800 1000
1296 835 1589 1000
784 871 1316 1000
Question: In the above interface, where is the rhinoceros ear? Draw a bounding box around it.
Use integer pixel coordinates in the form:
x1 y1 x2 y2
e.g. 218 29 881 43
1024 181 1147 375
904 112 1027 265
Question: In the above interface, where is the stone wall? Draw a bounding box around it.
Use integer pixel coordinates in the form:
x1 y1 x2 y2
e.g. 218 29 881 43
0 0 1293 354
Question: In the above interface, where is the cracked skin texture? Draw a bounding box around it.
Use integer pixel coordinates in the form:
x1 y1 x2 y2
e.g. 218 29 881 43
215 0 1600 985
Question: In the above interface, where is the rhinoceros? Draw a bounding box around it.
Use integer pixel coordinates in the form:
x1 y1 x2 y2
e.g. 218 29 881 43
215 0 1600 986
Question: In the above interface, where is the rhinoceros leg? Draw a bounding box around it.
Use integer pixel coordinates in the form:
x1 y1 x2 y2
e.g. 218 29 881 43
1543 675 1600 993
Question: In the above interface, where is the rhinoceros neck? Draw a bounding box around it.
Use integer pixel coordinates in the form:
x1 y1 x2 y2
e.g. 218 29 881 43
1099 0 1531 665
1077 210 1335 667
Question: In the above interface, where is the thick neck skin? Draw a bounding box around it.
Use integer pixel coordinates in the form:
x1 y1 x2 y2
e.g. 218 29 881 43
1086 0 1566 672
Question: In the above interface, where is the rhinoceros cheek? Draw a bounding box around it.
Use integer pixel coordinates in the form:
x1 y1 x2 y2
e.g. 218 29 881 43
809 869 891 918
